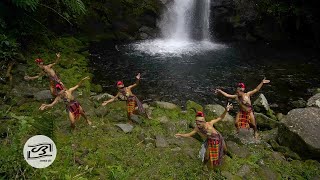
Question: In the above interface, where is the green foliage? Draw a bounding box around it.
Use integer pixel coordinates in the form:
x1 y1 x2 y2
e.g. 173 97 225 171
11 0 40 11
62 0 86 15
0 34 19 62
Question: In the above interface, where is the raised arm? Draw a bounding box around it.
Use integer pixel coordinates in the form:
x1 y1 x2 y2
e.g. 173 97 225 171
24 71 44 80
215 89 237 99
102 92 120 106
47 52 61 68
69 76 90 92
208 103 233 125
247 77 270 96
128 73 141 89
39 96 61 110
175 128 198 138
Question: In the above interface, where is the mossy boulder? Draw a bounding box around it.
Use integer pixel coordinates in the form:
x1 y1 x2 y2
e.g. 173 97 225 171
278 107 320 160
204 104 234 122
186 100 203 112
307 93 320 108
255 113 279 130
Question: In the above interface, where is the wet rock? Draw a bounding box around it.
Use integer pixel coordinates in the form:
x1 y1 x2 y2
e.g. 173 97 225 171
257 166 281 180
226 141 250 158
221 171 235 180
154 101 179 110
204 104 234 122
130 114 142 124
278 107 320 160
144 137 156 144
95 106 109 117
162 121 177 135
253 94 270 112
269 139 301 160
276 113 284 121
171 147 181 152
270 151 286 162
307 93 320 108
90 93 114 102
115 123 133 133
158 116 170 123
186 100 203 112
255 113 279 130
140 33 150 40
12 86 39 98
290 99 307 108
237 164 251 177
155 135 169 148
183 148 197 159
260 128 278 142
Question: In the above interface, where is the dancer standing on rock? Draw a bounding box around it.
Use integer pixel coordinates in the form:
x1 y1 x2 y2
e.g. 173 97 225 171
24 52 65 96
101 73 151 123
39 76 92 130
175 103 233 169
215 78 270 138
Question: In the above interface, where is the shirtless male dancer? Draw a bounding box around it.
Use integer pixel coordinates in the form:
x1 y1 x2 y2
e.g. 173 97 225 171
175 103 233 169
39 76 92 129
24 52 64 96
215 78 270 138
102 73 151 123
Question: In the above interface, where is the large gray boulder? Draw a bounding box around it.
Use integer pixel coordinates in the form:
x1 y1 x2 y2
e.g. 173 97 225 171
34 90 53 101
253 93 270 112
204 104 234 122
307 93 320 108
253 93 276 119
154 101 179 110
255 113 279 130
278 107 320 160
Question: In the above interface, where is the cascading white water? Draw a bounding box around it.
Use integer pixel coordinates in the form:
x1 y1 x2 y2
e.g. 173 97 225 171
158 0 194 40
131 0 224 56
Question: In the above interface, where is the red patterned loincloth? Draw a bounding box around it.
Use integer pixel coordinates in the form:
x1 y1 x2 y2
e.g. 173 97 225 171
66 100 82 120
238 110 251 129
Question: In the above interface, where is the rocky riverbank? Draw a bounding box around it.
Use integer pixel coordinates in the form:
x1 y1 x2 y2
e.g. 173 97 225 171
0 37 319 179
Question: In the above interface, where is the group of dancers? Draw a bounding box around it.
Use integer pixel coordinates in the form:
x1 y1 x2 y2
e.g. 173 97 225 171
24 52 270 169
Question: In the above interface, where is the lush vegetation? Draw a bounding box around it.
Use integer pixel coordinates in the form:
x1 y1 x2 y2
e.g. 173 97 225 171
0 0 319 179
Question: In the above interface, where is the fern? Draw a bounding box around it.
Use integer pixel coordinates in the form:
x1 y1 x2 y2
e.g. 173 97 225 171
10 0 40 11
62 0 86 15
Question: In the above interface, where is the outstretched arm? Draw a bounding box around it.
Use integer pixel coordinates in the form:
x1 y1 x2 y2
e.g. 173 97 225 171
247 77 270 96
39 96 61 110
128 73 141 89
102 92 120 106
24 71 44 80
175 128 198 138
47 52 61 68
209 103 233 125
215 89 237 99
69 76 90 92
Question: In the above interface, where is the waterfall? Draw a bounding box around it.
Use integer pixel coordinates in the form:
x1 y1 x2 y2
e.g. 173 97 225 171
131 0 224 56
159 0 211 41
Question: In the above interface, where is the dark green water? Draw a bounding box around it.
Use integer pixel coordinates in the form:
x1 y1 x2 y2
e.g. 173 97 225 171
89 41 320 113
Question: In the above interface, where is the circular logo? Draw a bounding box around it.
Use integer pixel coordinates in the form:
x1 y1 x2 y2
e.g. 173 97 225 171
23 135 57 168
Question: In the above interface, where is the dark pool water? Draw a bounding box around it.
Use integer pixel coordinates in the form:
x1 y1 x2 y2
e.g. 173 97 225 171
89 41 320 114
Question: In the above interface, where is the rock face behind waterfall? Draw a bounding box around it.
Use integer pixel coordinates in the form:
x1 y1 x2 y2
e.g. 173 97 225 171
278 107 320 160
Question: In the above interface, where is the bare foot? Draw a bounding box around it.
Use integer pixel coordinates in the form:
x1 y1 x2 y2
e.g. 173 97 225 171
254 132 259 139
87 120 92 126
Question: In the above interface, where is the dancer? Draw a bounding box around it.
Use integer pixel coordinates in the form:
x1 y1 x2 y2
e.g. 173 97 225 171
175 103 232 169
24 52 64 96
39 76 92 130
102 73 151 123
215 78 270 138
